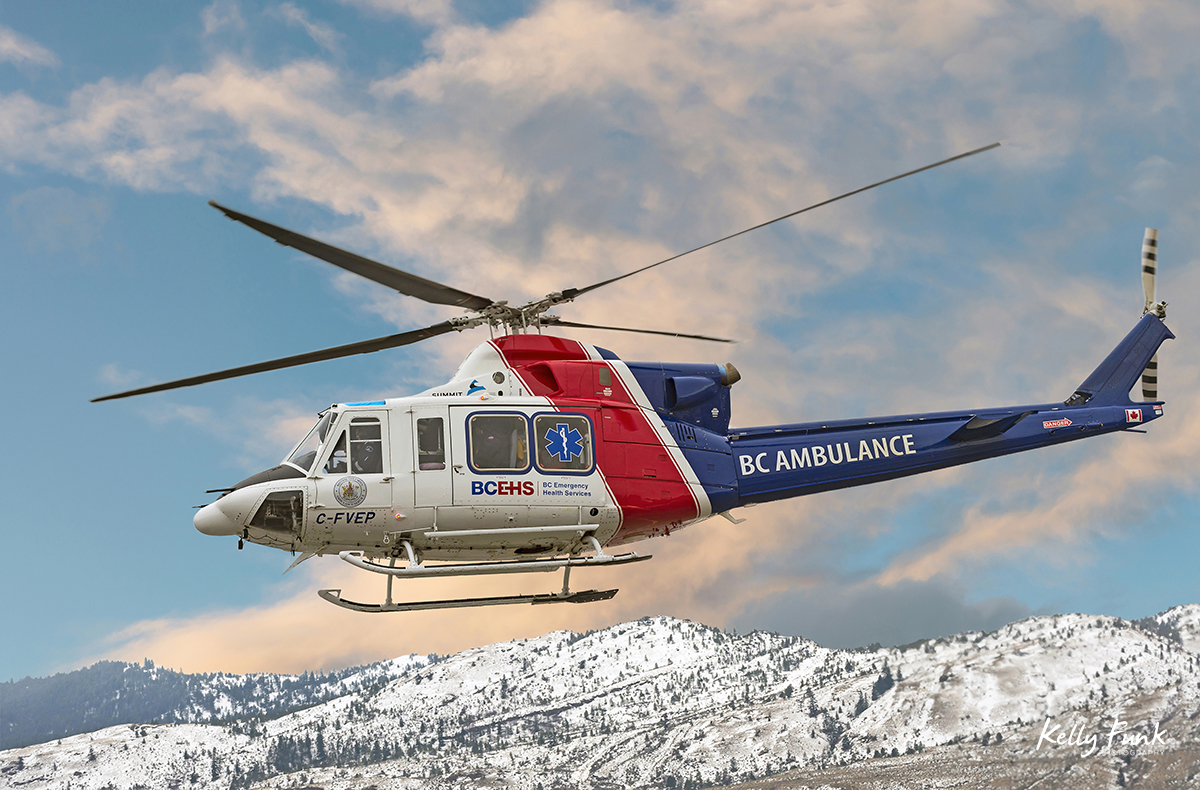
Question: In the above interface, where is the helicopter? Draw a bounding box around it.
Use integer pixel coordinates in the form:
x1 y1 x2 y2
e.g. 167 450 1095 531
94 142 1174 613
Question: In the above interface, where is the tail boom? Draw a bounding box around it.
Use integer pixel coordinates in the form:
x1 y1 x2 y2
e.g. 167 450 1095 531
731 401 1161 505
727 314 1173 507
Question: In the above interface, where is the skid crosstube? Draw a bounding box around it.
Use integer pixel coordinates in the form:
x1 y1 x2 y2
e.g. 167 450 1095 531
318 587 618 613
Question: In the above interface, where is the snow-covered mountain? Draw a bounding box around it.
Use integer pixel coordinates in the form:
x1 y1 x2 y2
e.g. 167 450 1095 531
1 654 433 750
3 605 1199 790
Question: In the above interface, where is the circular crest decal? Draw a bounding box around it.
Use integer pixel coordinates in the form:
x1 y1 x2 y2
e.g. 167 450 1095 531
333 476 368 508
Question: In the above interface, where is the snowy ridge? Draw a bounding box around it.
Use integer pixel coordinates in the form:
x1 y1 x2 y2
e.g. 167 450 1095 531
1156 603 1200 655
0 655 433 750
157 653 434 725
2 608 1198 789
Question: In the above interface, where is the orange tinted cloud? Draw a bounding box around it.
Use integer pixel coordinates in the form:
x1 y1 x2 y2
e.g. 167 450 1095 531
877 263 1200 584
97 499 828 674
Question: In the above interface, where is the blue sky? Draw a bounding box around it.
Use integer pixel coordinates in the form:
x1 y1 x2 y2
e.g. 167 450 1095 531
2 0 1199 680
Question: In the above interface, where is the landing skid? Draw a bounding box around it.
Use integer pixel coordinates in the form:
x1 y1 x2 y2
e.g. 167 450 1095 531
318 587 618 613
317 535 650 612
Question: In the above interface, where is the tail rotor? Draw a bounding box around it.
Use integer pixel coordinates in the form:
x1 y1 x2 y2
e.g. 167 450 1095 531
1140 228 1165 401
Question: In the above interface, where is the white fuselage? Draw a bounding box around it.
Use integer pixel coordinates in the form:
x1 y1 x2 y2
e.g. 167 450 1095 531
194 339 639 562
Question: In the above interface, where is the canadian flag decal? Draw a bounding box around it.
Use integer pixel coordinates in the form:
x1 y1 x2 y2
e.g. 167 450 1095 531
1125 408 1143 423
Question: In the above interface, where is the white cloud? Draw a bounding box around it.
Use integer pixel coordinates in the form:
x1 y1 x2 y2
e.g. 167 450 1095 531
202 0 246 36
99 363 144 389
876 258 1200 584
0 24 58 67
276 2 343 52
97 487 862 673
141 396 323 474
7 0 1200 669
340 0 457 27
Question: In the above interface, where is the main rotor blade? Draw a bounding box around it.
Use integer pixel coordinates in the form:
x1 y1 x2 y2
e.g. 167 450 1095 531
208 201 495 311
92 321 465 402
542 318 734 343
562 142 1002 300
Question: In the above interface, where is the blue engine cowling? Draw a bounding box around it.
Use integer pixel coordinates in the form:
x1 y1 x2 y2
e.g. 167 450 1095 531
622 362 733 434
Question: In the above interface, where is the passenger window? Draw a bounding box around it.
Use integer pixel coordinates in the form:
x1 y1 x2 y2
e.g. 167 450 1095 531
469 414 529 471
534 414 593 473
416 417 445 470
323 432 347 474
350 417 383 475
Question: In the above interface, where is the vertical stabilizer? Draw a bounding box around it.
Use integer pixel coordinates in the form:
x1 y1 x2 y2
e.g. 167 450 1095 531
1070 313 1173 407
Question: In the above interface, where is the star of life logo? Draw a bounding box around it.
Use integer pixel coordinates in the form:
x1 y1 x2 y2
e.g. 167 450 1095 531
1125 408 1143 424
544 423 585 462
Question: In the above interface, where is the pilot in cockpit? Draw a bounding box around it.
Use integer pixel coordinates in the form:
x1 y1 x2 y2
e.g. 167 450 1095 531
353 441 380 474
325 433 348 474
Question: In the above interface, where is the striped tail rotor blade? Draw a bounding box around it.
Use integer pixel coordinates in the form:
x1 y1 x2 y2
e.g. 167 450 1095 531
1142 227 1158 314
1140 228 1159 401
1142 353 1158 401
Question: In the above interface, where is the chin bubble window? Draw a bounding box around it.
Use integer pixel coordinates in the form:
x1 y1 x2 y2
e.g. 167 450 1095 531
249 490 304 534
534 414 593 473
469 414 529 472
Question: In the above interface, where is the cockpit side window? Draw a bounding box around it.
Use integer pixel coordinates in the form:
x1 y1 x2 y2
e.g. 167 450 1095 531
350 417 383 474
323 432 348 475
417 418 445 470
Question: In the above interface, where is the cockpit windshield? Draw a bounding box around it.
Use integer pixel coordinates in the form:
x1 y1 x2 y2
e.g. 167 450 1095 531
285 411 335 473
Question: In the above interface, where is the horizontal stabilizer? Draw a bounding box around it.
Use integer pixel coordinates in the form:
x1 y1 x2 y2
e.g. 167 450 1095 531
1067 314 1174 407
946 411 1033 442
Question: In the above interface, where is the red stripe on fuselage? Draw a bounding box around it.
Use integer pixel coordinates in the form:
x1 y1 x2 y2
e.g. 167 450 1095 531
488 337 626 534
490 335 699 544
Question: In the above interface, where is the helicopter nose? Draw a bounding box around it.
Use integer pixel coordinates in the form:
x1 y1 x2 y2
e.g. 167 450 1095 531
194 501 240 536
